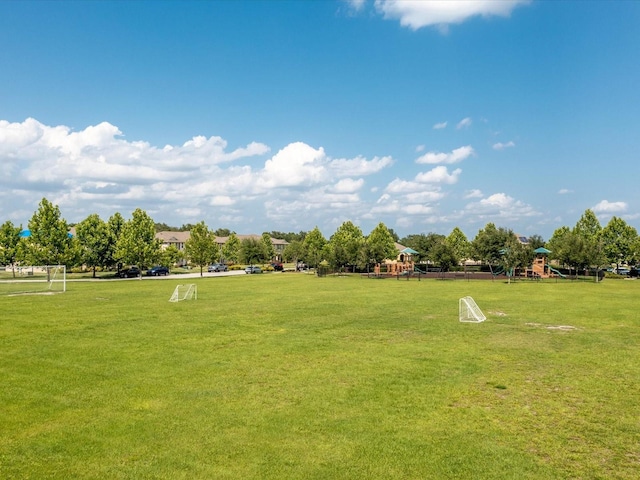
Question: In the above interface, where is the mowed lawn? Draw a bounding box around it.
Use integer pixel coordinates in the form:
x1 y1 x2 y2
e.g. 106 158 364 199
1 274 639 479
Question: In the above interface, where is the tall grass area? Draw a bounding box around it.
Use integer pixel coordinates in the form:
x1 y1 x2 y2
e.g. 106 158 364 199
1 275 639 479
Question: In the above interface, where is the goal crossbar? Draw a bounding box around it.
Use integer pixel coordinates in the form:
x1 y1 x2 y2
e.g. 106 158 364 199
459 296 486 323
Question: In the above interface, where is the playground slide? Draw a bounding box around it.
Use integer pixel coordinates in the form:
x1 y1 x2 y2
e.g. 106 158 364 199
546 265 566 278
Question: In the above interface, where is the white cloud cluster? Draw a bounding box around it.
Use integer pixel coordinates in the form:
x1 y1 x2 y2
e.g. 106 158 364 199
416 145 474 164
374 0 531 31
464 193 539 220
592 200 627 214
0 117 554 237
492 141 515 150
0 118 392 232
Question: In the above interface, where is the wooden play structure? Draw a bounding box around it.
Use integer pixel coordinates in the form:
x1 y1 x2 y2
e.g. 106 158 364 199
527 247 553 278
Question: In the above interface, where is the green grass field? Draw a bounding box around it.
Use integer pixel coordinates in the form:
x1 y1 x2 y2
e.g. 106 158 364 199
1 274 639 479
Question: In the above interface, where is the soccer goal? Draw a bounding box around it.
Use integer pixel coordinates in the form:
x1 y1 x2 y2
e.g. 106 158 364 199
169 284 197 302
459 296 486 323
0 265 66 296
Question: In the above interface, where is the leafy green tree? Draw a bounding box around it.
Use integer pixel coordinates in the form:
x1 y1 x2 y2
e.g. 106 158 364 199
303 227 327 268
261 233 276 261
601 216 638 270
365 222 397 266
240 237 267 265
270 231 307 243
222 232 240 264
115 209 161 274
470 223 512 270
24 198 75 266
0 220 22 277
75 213 110 278
430 240 457 272
185 221 217 276
328 221 364 271
106 212 125 271
214 228 231 237
160 244 181 268
499 235 531 283
548 227 588 275
283 240 305 264
445 227 469 266
527 234 546 250
573 209 604 270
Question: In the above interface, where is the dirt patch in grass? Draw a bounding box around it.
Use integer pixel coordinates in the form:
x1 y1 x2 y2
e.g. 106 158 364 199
526 322 577 331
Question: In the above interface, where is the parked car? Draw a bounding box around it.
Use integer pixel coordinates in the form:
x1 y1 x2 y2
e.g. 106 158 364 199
270 262 284 271
147 265 169 276
208 263 228 272
119 266 141 278
245 265 262 274
616 268 630 276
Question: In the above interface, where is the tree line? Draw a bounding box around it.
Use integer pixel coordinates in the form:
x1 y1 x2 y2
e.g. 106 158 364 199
1 198 638 277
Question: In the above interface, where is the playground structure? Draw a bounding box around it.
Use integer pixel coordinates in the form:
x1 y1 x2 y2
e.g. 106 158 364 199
526 247 566 279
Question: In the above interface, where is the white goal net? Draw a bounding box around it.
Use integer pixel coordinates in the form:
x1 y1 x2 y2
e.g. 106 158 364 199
459 296 486 323
169 284 197 302
0 265 66 295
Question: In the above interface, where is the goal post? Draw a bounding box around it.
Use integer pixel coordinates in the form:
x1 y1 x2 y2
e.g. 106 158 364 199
459 296 486 323
0 265 66 295
169 284 197 303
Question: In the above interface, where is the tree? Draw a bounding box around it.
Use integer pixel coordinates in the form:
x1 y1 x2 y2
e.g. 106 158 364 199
106 212 125 271
24 198 75 266
445 227 469 266
470 223 512 270
222 232 240 264
548 227 588 275
240 237 267 265
160 244 181 268
0 220 22 277
601 216 638 270
499 235 531 283
527 234 546 250
328 221 364 271
283 240 305 264
302 227 327 268
430 239 457 272
365 222 397 266
114 209 161 275
399 233 442 263
261 233 276 262
185 221 217 276
573 209 604 270
75 213 110 278
214 228 231 237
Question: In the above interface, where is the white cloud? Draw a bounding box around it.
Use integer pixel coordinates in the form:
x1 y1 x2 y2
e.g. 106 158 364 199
433 121 448 130
456 117 472 129
404 204 433 215
492 141 515 150
415 166 461 184
346 0 366 11
415 144 425 152
416 145 474 164
374 0 531 31
464 189 483 199
592 200 627 214
259 142 327 188
558 188 573 195
465 192 539 219
329 155 394 176
331 178 365 193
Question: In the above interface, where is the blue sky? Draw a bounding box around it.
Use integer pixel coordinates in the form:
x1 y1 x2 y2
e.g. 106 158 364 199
1 0 638 240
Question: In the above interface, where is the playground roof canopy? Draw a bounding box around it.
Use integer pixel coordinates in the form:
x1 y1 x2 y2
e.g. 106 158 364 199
534 247 552 254
400 247 419 255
